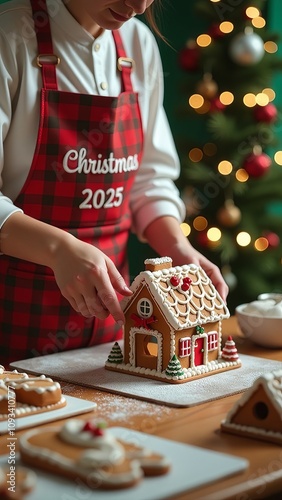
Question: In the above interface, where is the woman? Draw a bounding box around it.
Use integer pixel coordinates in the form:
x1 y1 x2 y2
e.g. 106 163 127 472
0 0 228 365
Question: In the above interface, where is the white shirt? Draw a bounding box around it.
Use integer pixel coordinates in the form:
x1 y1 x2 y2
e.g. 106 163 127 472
0 0 185 238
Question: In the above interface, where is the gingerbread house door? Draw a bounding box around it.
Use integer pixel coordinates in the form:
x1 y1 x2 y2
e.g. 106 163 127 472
191 333 207 367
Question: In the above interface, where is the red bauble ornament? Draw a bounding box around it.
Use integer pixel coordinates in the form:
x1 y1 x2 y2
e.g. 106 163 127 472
179 42 200 71
243 152 272 178
197 230 209 247
209 97 226 113
264 232 280 248
254 103 278 123
170 276 180 287
208 23 225 39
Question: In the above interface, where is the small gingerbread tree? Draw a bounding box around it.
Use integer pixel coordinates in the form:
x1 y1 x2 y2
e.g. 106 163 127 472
107 342 123 364
221 336 239 361
165 354 184 378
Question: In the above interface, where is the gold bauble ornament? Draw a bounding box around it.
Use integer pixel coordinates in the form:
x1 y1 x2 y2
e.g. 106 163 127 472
217 200 241 227
196 73 218 100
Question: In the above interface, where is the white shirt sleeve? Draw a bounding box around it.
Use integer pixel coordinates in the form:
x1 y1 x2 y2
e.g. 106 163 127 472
0 24 23 229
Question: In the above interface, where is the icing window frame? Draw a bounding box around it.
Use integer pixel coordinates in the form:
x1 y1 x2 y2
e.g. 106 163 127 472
179 337 191 358
207 332 218 351
137 298 153 318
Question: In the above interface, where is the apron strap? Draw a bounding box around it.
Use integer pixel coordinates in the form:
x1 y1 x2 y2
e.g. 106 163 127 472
30 1 134 93
30 0 59 90
112 30 134 93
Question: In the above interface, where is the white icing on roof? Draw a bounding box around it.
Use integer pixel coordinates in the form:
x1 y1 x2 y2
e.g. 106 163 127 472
123 264 229 329
225 369 282 423
144 257 172 265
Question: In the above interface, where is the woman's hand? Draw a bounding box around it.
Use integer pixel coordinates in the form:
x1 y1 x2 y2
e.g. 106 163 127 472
51 235 132 321
144 216 229 301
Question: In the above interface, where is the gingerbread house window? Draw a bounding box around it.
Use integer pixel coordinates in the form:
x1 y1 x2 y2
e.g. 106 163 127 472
179 337 191 358
208 332 218 351
137 298 153 318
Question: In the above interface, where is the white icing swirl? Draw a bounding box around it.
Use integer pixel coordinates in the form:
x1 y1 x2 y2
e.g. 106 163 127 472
60 420 125 467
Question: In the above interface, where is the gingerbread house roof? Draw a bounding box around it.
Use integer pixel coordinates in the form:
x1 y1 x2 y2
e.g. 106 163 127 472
225 369 282 422
123 258 229 330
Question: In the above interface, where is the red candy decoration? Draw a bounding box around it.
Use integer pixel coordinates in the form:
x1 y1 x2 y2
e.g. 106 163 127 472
181 282 190 291
170 276 180 287
83 421 104 436
83 422 93 432
183 277 192 285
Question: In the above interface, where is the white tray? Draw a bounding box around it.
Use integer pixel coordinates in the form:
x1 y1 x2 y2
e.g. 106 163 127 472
0 427 248 499
0 395 96 434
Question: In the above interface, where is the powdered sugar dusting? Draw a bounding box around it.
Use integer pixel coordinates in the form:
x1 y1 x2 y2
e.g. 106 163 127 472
95 393 173 430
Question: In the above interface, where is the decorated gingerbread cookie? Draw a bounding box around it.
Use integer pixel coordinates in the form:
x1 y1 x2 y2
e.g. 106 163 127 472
19 419 170 490
0 465 36 500
0 369 66 422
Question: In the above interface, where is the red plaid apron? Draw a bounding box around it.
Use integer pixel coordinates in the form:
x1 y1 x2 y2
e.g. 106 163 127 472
0 0 143 365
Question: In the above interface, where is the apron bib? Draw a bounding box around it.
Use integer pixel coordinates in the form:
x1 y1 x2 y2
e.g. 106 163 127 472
0 0 143 364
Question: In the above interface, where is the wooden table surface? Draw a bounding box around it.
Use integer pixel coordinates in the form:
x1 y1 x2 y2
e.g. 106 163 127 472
1 317 282 499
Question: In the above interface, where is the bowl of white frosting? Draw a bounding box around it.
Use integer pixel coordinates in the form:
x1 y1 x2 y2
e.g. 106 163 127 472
235 294 282 348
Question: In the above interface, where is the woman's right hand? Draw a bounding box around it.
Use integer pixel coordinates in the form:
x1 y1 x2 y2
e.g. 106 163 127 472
51 234 132 322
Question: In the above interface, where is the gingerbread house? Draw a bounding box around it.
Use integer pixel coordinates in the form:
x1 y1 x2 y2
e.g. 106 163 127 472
221 369 282 445
105 257 241 383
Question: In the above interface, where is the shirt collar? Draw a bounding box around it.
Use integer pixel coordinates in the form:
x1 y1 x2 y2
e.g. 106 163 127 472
47 0 110 47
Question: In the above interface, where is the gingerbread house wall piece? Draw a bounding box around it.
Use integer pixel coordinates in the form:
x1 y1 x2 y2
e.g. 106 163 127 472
221 369 282 445
105 257 241 384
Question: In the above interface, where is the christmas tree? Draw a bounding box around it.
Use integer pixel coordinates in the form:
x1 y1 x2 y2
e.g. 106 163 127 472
177 0 282 312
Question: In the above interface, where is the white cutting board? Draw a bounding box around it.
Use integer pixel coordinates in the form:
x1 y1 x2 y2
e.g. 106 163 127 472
10 342 282 407
0 395 96 434
0 427 248 499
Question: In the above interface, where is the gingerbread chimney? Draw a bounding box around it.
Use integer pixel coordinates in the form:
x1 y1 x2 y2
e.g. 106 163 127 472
144 257 173 272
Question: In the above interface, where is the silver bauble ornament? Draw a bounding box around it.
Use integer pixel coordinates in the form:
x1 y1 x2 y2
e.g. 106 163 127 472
229 29 264 66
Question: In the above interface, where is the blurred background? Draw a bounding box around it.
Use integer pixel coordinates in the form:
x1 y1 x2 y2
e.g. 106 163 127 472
0 0 281 314
132 0 282 313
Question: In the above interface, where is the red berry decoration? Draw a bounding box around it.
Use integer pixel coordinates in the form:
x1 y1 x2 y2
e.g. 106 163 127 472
254 103 277 123
170 275 180 287
243 152 272 178
183 277 192 284
83 422 93 432
181 277 192 291
94 427 104 437
83 421 105 436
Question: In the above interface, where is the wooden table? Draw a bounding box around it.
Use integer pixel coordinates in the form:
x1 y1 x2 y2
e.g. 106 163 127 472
1 317 282 499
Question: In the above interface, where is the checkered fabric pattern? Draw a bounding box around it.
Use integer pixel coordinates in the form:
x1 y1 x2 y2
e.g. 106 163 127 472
0 0 143 366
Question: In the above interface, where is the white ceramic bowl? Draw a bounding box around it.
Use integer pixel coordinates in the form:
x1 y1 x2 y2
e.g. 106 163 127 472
235 303 282 349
